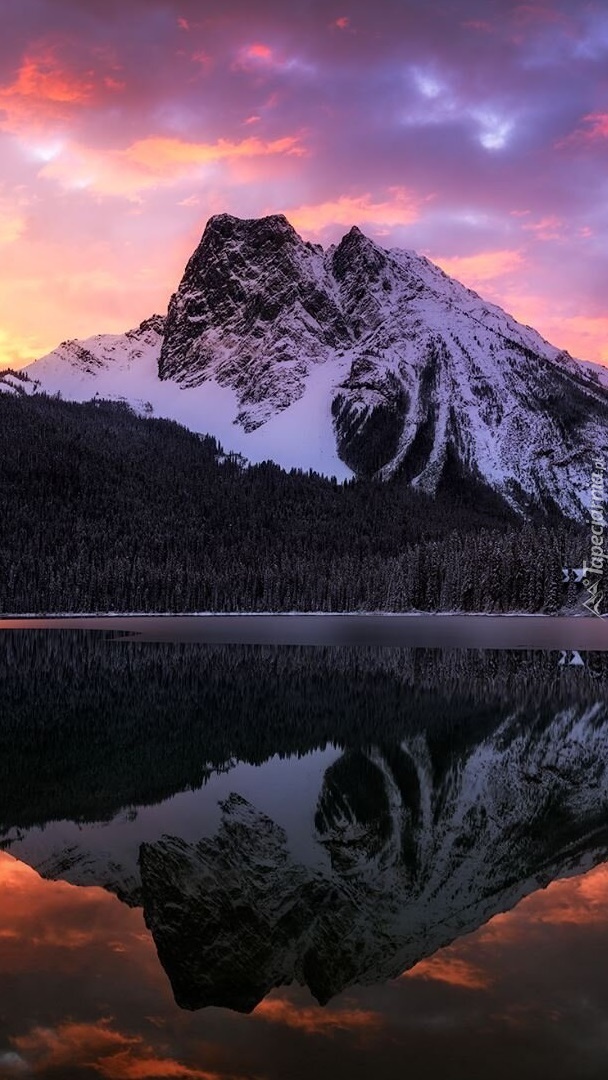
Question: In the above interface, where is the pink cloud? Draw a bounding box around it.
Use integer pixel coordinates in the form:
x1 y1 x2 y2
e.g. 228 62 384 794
485 289 608 364
35 132 306 199
245 43 273 60
234 43 276 71
577 112 608 140
430 249 524 286
557 113 608 147
1 48 94 104
191 51 213 72
124 133 305 172
522 215 563 240
283 187 423 234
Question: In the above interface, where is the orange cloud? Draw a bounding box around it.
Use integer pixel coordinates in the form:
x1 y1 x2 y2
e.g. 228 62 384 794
431 248 524 286
253 996 382 1035
402 955 492 990
398 867 608 998
124 134 305 173
0 854 37 888
1 49 94 105
332 17 351 29
520 863 608 925
96 1052 225 1079
284 187 422 233
12 1020 224 1079
0 46 121 134
13 1020 141 1073
468 866 608 954
0 851 156 976
35 132 305 199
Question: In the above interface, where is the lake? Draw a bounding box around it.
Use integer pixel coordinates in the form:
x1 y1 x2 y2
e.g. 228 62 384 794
1 619 608 1079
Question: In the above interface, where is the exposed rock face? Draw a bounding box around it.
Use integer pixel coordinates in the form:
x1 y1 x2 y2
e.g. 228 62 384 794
26 213 608 515
159 214 351 431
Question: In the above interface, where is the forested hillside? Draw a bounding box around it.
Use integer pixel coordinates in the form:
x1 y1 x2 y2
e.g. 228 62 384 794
0 393 582 613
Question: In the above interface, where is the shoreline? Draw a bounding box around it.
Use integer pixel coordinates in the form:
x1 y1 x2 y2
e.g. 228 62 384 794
0 610 583 620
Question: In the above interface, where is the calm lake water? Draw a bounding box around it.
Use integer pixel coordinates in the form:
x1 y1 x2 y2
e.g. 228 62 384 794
1 620 608 1079
3 613 608 647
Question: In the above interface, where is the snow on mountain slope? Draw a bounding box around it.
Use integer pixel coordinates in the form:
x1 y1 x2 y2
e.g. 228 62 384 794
25 213 608 517
27 310 353 481
0 369 38 396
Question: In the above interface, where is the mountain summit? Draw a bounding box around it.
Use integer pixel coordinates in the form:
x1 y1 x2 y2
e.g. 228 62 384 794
25 213 608 519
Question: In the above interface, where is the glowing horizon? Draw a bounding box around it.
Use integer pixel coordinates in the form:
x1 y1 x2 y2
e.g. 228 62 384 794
1 0 606 369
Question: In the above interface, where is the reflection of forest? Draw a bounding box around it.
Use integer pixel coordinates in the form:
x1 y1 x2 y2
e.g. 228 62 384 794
1 630 607 829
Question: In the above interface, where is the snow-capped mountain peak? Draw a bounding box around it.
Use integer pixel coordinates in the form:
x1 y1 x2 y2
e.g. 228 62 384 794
23 213 608 519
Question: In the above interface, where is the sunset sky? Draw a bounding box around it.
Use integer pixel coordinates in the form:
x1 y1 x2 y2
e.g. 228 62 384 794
1 0 607 369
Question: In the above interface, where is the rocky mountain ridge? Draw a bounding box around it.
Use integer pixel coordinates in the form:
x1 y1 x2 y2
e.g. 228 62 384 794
23 213 608 518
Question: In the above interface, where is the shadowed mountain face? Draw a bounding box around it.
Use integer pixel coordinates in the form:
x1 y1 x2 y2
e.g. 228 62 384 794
3 633 608 1014
26 214 608 518
159 214 608 517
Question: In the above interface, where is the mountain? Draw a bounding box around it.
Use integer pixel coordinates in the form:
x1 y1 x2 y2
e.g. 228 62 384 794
24 214 608 521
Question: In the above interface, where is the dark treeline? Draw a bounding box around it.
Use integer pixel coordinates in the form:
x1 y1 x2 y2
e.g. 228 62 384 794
0 395 583 617
0 631 606 830
0 393 584 613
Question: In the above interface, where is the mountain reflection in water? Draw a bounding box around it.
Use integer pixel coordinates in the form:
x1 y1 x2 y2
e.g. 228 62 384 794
1 631 608 1079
